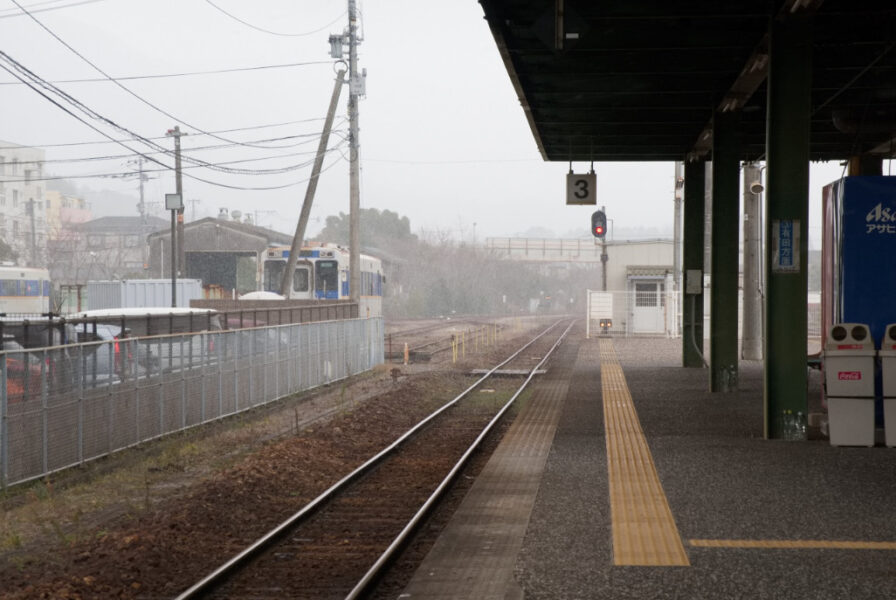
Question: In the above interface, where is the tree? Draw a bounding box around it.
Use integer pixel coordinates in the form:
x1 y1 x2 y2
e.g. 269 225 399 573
0 238 18 263
314 208 417 247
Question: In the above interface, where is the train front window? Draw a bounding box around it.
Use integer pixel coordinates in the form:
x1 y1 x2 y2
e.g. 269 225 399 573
293 267 309 292
263 261 285 293
315 260 338 295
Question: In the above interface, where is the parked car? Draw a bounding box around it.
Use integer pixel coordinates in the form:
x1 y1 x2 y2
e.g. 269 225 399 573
74 324 147 385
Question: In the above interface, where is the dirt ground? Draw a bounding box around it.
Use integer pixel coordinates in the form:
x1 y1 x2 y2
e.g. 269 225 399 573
1 322 541 599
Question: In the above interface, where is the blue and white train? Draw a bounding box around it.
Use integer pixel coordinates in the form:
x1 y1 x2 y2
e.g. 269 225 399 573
261 243 383 318
0 266 51 316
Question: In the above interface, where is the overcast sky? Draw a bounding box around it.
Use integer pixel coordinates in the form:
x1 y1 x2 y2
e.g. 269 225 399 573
0 0 875 245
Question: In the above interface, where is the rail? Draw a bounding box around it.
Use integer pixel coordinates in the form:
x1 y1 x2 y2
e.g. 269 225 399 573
173 318 573 599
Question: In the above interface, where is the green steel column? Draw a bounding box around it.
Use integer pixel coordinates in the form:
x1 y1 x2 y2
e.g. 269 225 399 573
764 15 812 439
682 160 706 368
710 111 741 392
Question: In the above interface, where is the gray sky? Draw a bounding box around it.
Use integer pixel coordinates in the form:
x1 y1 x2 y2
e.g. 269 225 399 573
0 0 867 244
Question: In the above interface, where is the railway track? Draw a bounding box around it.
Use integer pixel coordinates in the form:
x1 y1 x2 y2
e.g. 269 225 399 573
385 317 510 363
174 318 574 599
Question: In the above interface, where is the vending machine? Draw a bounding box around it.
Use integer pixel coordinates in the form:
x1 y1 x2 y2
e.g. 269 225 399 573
821 175 896 430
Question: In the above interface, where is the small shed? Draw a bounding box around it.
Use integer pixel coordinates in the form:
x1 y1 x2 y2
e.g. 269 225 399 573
147 214 292 295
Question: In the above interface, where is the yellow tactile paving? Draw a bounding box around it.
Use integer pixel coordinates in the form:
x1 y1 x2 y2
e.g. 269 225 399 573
690 539 896 550
600 338 690 567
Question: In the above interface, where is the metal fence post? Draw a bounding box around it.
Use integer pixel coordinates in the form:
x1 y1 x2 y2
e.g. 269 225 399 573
1 355 8 489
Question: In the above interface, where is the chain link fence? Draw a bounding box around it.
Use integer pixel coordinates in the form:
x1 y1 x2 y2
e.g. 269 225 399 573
1 318 383 488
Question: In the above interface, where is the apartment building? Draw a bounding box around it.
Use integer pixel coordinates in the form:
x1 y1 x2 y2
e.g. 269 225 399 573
0 141 49 266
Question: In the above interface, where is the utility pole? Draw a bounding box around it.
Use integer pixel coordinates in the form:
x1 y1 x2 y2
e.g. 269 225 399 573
280 68 346 297
166 126 186 277
187 198 201 221
347 0 362 305
134 156 147 222
135 156 149 270
27 199 36 266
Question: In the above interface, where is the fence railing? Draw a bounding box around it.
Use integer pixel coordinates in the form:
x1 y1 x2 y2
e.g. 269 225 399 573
582 289 822 338
0 317 383 489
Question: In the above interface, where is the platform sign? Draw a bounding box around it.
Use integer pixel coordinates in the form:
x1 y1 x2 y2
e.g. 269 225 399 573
771 219 799 273
567 172 597 205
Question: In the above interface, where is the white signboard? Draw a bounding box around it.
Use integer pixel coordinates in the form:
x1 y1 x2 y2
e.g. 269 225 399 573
771 219 800 273
567 172 597 205
165 193 183 210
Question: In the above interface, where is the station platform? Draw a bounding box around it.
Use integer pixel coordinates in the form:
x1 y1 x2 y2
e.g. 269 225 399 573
399 332 896 599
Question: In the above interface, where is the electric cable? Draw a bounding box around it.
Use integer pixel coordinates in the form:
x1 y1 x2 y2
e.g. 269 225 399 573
0 61 333 85
0 118 331 150
0 0 105 18
204 0 345 37
7 130 348 166
0 56 345 190
1 50 341 177
7 0 326 151
2 141 347 183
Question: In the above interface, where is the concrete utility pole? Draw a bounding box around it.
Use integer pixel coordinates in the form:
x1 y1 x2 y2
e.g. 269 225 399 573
280 69 346 297
348 0 361 305
27 199 36 266
135 157 149 270
166 126 186 277
742 162 763 360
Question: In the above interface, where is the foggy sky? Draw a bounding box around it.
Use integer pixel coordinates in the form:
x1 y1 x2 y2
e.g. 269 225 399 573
0 0 862 245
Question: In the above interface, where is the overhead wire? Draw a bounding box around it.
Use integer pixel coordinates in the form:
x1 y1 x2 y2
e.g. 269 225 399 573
6 129 348 166
204 0 346 37
0 118 333 150
0 60 333 85
1 51 344 177
1 140 348 183
0 0 106 18
7 0 326 151
0 53 344 190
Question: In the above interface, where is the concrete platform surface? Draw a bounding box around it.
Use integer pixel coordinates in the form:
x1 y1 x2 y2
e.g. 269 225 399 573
400 332 896 600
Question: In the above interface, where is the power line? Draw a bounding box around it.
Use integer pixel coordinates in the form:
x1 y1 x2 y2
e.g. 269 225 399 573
0 118 332 150
1 50 338 177
0 53 344 190
6 130 348 166
204 1 346 37
1 141 348 182
0 0 106 18
0 60 332 85
7 0 311 151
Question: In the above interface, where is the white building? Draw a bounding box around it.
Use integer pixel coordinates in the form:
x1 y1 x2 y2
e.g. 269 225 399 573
485 237 677 335
0 141 48 267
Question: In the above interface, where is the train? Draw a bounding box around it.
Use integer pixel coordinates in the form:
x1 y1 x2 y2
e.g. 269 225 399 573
0 265 51 316
260 243 384 318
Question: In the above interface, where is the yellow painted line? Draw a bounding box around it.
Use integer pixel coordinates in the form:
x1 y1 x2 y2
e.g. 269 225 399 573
599 338 689 567
690 539 896 550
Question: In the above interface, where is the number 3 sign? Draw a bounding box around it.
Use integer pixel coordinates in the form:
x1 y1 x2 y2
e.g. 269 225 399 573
566 172 597 205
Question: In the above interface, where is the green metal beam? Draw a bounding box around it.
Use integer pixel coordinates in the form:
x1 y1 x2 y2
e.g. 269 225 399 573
710 110 741 392
682 160 706 368
764 15 812 439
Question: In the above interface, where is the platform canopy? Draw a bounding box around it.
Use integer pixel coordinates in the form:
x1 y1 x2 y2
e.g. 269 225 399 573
478 0 896 162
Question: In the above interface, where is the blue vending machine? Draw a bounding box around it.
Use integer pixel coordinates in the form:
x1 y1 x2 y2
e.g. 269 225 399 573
823 176 896 428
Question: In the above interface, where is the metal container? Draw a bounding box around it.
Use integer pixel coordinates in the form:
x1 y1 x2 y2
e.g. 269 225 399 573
86 279 202 310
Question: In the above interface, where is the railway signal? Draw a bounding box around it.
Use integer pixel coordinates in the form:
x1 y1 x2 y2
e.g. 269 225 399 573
592 210 607 238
